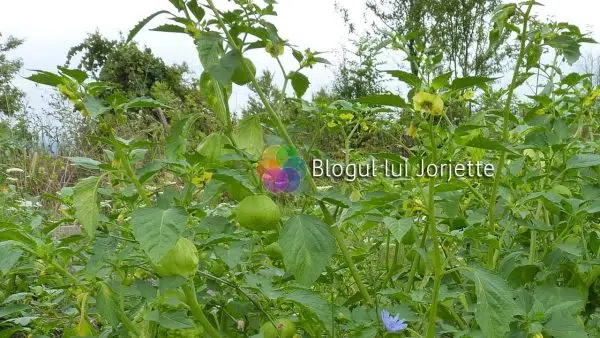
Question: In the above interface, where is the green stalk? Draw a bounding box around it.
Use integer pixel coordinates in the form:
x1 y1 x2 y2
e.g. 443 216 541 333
487 3 534 266
406 220 428 293
117 308 141 335
206 0 372 306
529 174 546 264
425 119 442 338
111 130 152 206
182 282 221 338
320 201 374 305
380 240 399 287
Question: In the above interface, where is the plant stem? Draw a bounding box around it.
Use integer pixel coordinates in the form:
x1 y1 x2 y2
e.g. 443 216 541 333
425 119 442 338
111 131 152 206
320 201 373 305
206 0 372 306
117 308 141 335
380 240 399 287
487 3 534 266
406 215 429 293
331 226 374 305
182 282 221 338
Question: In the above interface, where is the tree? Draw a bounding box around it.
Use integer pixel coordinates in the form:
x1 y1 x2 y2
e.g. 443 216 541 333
330 35 385 100
65 32 215 134
66 31 192 100
580 53 600 87
361 0 506 77
241 70 285 117
0 32 24 116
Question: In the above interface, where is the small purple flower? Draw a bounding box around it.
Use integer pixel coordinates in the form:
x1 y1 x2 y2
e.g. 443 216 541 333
381 310 408 333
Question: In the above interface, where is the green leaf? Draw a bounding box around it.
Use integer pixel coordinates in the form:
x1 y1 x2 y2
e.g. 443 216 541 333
150 24 186 34
451 76 497 91
96 282 120 328
168 0 185 11
0 226 38 253
383 217 413 243
66 157 101 170
57 67 88 83
123 97 173 110
27 70 64 87
131 207 188 264
0 304 28 319
355 94 407 108
126 10 171 43
585 200 600 214
461 268 518 338
465 136 517 154
317 189 351 208
289 71 310 98
534 286 586 316
385 70 421 88
209 51 242 85
0 242 22 275
83 95 109 118
543 314 587 338
196 32 224 70
196 133 231 162
199 71 229 127
73 176 101 238
432 72 452 90
292 49 303 63
567 154 600 169
166 119 189 160
148 310 194 329
279 215 336 285
187 0 205 21
284 289 333 335
137 161 163 184
234 115 264 159
506 264 541 287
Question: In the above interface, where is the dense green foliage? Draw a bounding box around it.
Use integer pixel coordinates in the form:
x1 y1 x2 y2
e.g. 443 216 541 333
0 32 24 116
1 1 600 337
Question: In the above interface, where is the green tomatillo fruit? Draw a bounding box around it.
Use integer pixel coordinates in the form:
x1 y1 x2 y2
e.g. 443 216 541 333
236 195 281 231
259 318 297 338
154 238 199 278
401 227 417 245
264 242 283 261
232 57 256 86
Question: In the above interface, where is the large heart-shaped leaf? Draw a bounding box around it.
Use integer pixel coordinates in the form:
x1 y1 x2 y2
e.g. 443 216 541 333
234 115 264 159
279 215 335 285
461 268 518 338
131 207 188 263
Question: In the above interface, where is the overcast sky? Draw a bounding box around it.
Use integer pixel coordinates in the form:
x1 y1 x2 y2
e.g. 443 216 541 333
2 0 600 117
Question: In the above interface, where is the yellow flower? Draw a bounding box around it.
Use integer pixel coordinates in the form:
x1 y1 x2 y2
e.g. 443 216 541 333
532 333 544 338
584 88 600 106
327 121 338 128
462 90 475 101
413 91 444 116
202 172 213 182
407 123 417 137
339 112 354 121
192 172 213 187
